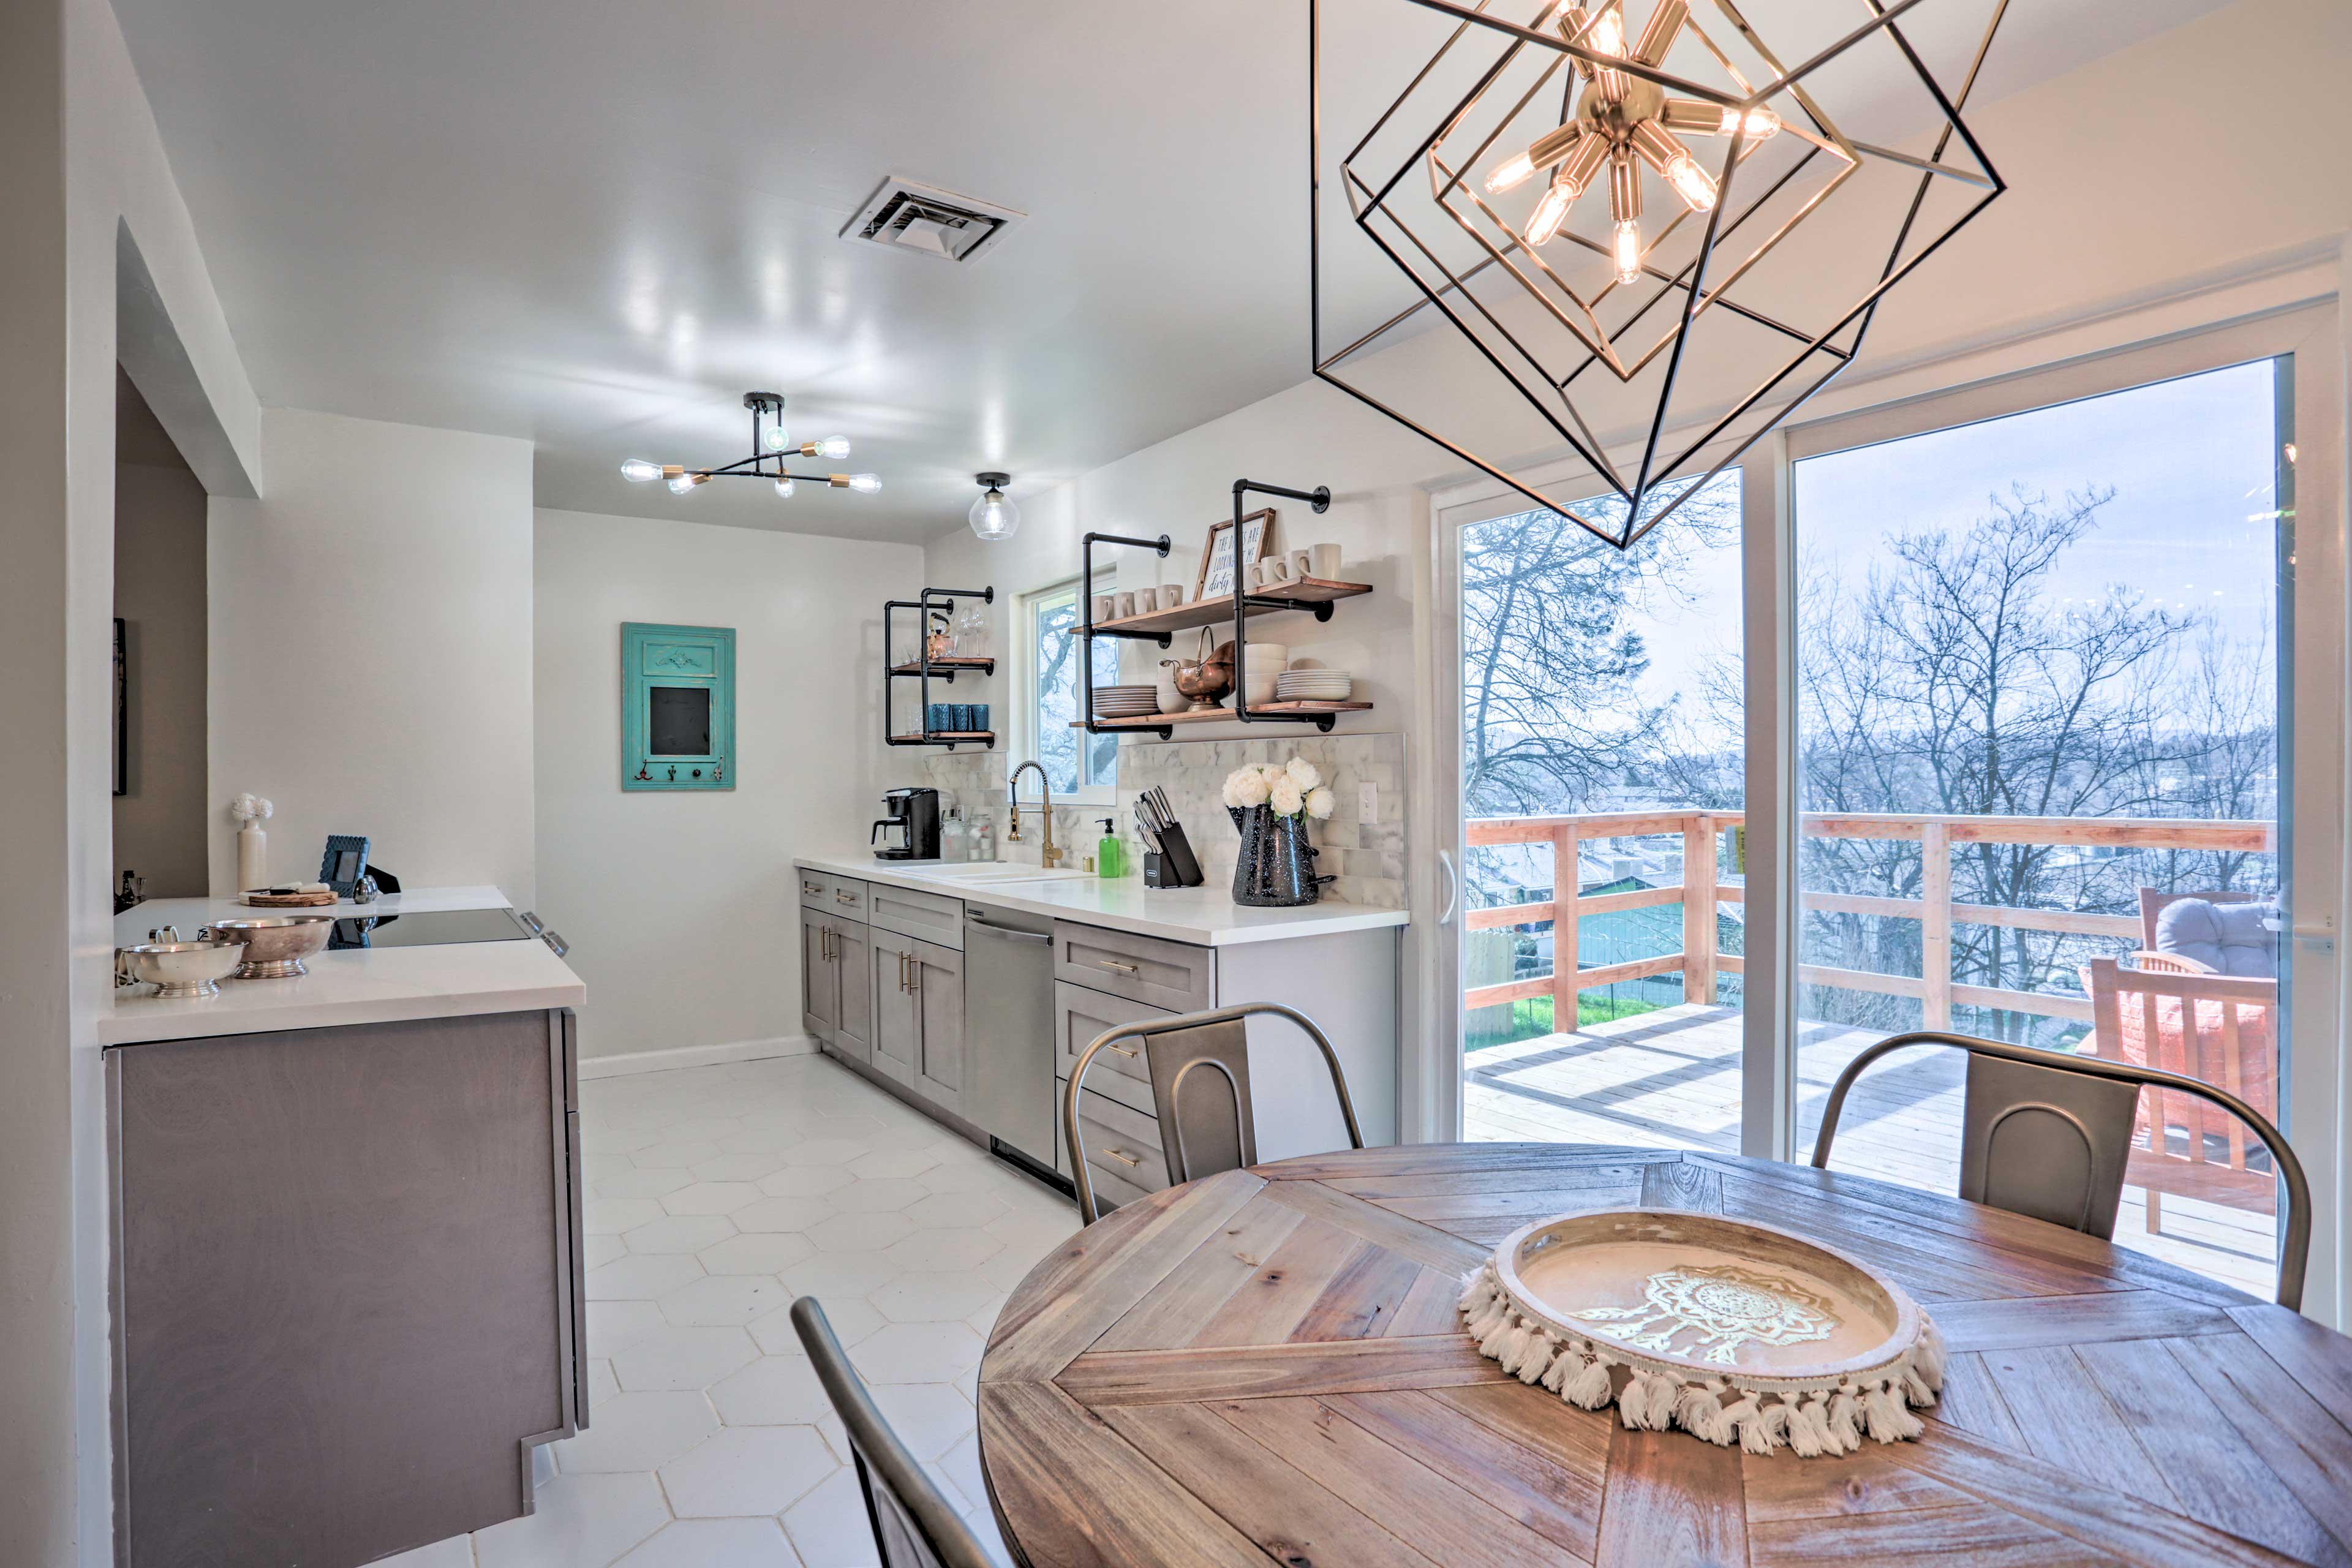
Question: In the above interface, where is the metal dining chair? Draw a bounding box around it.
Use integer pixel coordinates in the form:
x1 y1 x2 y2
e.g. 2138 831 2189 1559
788 1298 997 1568
1064 1001 1365 1224
1811 1030 2310 1311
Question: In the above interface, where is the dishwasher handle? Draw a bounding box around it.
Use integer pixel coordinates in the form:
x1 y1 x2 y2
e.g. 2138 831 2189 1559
967 914 1052 944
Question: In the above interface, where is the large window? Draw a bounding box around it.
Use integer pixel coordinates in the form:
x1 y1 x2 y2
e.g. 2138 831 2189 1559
1793 359 2290 1296
1025 580 1118 801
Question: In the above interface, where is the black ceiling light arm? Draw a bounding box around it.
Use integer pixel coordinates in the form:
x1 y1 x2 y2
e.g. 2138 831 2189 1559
1229 478 1332 728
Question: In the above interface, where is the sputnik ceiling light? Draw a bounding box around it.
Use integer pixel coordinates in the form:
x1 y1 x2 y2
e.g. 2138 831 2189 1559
620 392 880 501
968 472 1020 541
1310 0 2010 548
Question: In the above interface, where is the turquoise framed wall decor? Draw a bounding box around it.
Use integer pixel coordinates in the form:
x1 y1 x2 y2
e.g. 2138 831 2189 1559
622 623 736 790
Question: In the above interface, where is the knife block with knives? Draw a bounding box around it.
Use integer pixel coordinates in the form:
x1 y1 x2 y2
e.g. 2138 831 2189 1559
1133 786 1205 889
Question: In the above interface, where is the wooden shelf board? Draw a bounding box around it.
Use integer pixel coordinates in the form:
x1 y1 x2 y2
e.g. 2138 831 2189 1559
888 658 995 675
1085 578 1373 638
1071 701 1373 730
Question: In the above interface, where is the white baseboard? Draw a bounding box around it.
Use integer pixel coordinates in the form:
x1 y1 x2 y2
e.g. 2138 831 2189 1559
578 1035 818 1080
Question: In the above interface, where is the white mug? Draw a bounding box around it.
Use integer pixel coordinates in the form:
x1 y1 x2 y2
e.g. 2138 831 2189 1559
1139 587 1164 613
1114 591 1137 619
1161 584 1186 609
1289 548 1314 582
1310 542 1342 580
1092 595 1115 624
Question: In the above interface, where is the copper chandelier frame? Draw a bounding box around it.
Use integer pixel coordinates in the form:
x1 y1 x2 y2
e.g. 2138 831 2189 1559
1308 0 2011 549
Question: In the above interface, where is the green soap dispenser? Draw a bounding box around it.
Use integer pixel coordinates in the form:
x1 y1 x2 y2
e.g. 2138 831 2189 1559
1095 818 1128 879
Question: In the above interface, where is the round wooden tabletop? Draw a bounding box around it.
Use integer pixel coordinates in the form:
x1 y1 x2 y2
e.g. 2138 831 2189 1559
978 1144 2352 1568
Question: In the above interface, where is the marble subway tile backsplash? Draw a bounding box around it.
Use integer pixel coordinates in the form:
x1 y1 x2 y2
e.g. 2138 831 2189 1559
918 733 1406 909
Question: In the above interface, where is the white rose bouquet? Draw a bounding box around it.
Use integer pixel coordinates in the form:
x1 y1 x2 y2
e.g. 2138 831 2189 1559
1221 757 1337 821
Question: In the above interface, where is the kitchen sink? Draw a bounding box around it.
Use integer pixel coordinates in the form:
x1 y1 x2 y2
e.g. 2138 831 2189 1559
905 862 1093 885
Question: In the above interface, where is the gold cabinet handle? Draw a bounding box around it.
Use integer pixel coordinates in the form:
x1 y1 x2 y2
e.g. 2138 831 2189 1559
1098 959 1140 975
1104 1041 1138 1058
802 880 822 896
836 890 856 905
1101 1148 1142 1167
819 927 832 963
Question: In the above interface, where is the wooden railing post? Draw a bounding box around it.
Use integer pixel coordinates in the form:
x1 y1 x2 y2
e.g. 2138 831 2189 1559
1551 824 1580 1033
1683 815 1717 1006
1920 821 1951 1030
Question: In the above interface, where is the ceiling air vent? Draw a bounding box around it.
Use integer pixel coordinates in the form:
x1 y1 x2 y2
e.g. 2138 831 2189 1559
842 176 1024 265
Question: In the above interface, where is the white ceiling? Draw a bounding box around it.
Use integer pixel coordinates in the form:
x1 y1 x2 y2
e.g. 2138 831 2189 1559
113 0 2236 545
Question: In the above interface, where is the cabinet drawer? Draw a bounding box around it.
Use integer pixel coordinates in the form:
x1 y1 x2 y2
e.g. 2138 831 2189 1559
796 870 832 911
1054 982 1172 1118
869 882 964 950
1052 922 1214 1014
1071 1081 1170 1196
824 876 870 921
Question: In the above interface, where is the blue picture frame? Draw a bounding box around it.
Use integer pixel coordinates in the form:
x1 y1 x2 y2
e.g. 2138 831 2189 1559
318 834 371 895
623 623 736 791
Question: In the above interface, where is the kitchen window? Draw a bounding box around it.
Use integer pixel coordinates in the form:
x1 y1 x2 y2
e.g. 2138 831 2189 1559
1019 578 1118 804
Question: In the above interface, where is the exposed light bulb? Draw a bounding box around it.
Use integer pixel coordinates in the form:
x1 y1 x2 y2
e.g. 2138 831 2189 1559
847 472 883 494
1726 106 1781 140
668 472 703 496
1484 152 1536 195
969 486 1020 541
1613 219 1643 285
1664 154 1717 212
774 477 794 499
1587 7 1624 55
762 422 792 451
1662 99 1783 141
620 458 663 483
805 435 851 459
1525 177 1575 246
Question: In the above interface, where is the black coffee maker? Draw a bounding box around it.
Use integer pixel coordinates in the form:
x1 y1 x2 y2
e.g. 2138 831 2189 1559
873 787 941 861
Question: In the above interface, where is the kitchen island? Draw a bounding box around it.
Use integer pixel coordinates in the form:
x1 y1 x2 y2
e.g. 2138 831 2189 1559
104 886 587 1568
793 854 1406 1202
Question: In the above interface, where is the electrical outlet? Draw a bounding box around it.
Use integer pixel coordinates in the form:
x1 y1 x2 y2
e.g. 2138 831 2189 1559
1358 781 1379 825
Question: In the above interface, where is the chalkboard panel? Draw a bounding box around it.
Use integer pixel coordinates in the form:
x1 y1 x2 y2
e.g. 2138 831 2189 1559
649 685 711 756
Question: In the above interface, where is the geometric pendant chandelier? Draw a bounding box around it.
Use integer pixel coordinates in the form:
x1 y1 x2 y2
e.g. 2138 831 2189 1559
620 391 881 502
1309 0 2010 548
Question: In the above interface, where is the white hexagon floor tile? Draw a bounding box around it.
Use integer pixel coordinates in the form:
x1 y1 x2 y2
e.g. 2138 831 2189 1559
401 1051 1076 1566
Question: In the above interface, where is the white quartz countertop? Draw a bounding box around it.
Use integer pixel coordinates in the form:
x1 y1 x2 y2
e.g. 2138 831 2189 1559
793 855 1408 946
103 885 584 1047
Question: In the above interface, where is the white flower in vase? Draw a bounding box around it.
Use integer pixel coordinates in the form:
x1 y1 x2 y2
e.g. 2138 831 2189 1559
1286 757 1322 791
1305 786 1336 821
1227 768 1272 809
1269 778 1305 817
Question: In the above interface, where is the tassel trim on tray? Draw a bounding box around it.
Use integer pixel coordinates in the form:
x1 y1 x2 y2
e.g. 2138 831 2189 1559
1457 1264 1943 1455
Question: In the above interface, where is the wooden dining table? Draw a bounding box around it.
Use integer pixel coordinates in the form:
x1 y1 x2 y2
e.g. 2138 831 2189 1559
977 1143 2352 1567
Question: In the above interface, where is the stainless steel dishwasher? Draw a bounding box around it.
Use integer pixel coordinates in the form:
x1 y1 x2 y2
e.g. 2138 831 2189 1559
960 902 1057 1169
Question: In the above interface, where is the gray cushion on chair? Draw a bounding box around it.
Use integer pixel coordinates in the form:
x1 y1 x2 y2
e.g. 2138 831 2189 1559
2154 897 2278 978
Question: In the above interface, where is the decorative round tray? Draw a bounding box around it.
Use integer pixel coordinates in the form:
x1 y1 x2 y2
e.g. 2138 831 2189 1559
1460 1207 1944 1456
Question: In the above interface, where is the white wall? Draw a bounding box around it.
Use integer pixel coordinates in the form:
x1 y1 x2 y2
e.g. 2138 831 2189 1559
534 508 918 1061
208 408 536 902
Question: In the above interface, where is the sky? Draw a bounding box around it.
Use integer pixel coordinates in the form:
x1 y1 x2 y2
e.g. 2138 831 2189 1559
1596 357 2285 738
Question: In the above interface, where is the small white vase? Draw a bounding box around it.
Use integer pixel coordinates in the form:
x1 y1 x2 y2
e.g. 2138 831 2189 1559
236 823 267 892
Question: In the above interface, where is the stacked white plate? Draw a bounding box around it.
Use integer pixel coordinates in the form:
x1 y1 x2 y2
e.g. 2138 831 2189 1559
1092 685 1161 718
1275 669 1354 703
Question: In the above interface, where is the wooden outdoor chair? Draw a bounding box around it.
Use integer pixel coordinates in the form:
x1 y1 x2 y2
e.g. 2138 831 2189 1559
1813 1030 2308 1311
2082 954 2278 1233
2131 887 2263 975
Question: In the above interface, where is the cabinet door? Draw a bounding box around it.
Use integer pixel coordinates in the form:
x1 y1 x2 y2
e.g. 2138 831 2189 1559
912 938 965 1110
869 930 918 1083
832 921 875 1065
801 911 837 1038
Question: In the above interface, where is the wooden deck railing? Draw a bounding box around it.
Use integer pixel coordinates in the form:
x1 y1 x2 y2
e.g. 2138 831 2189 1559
1463 810 2276 1030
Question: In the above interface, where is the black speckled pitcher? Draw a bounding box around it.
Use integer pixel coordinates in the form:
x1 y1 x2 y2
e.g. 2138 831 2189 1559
1229 805 1333 907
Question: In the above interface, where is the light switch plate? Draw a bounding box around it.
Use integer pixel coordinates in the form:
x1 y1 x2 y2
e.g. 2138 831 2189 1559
1358 782 1379 825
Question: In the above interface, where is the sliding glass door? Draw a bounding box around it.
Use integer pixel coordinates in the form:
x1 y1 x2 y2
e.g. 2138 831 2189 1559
1439 307 2341 1310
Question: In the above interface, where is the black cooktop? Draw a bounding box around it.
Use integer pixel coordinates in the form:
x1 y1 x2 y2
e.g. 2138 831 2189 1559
329 907 535 950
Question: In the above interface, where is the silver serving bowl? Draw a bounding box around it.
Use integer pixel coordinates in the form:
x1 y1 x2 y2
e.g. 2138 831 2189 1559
200 914 336 979
115 939 246 998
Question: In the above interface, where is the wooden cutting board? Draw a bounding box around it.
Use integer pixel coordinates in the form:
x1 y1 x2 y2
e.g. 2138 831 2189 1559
239 889 337 908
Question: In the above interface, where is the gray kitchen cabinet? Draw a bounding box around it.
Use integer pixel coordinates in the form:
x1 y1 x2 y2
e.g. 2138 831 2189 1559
871 927 965 1115
1052 921 1216 1013
108 1009 584 1568
799 903 872 1063
831 918 874 1063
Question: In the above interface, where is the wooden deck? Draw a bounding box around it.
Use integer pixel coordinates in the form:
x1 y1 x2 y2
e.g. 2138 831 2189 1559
1463 1002 2280 1297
